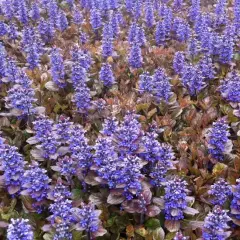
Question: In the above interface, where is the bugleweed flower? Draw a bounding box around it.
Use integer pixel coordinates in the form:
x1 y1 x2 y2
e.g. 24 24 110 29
8 23 18 41
103 23 114 39
234 0 240 33
50 182 72 201
55 116 73 141
139 72 153 93
125 0 134 12
6 59 19 83
198 54 215 79
173 0 183 11
101 116 119 136
71 61 87 88
2 0 14 20
110 13 119 37
155 21 166 46
206 119 232 161
26 43 40 70
174 20 191 42
6 83 36 115
136 26 146 47
208 178 232 206
72 83 91 113
144 0 155 28
0 43 7 79
22 164 50 202
94 137 116 166
53 156 76 178
31 2 40 21
48 0 59 26
68 125 92 169
53 222 72 240
162 7 173 36
7 219 33 240
219 34 234 64
99 63 115 87
73 8 83 25
181 64 205 96
173 51 185 75
101 37 113 58
128 22 137 43
214 0 227 26
90 8 102 30
72 204 102 233
164 178 188 220
188 0 201 22
57 11 68 32
202 206 231 240
152 68 172 103
50 47 66 88
38 18 55 43
187 35 200 58
145 136 175 186
0 21 8 36
231 178 240 220
128 42 143 69
115 113 143 155
174 232 189 240
133 0 143 20
0 144 25 194
71 48 92 71
33 115 60 158
18 0 28 25
49 199 73 224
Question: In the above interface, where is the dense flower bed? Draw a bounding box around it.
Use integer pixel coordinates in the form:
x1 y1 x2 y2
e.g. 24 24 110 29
0 0 240 239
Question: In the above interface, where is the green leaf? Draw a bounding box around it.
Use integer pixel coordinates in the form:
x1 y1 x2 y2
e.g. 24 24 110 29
145 218 161 230
165 232 177 240
72 230 83 240
152 227 165 240
72 189 83 200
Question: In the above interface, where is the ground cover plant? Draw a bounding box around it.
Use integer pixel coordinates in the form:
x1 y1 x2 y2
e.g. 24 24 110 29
0 0 240 239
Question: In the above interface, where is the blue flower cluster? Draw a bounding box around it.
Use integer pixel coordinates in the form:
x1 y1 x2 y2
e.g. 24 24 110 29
33 115 60 158
139 68 173 103
72 204 102 233
202 206 231 240
0 142 25 194
206 119 232 161
164 178 188 220
50 47 66 88
208 178 232 206
7 218 33 240
22 163 50 202
231 178 240 221
220 71 240 103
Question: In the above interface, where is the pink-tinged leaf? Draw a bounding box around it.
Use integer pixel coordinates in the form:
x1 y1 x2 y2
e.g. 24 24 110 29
45 81 59 91
142 187 152 205
26 136 39 145
0 175 5 186
122 200 141 213
107 192 125 205
89 193 106 206
152 197 164 208
8 185 20 195
0 221 9 228
146 205 161 217
84 172 100 186
153 227 165 240
21 190 30 196
164 220 180 232
232 218 240 226
35 106 46 114
57 146 69 155
92 227 107 237
51 166 61 172
188 221 204 230
42 224 52 232
30 149 44 161
183 207 199 215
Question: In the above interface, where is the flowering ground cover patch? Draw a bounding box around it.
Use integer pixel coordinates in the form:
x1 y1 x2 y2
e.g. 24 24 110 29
0 0 240 239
